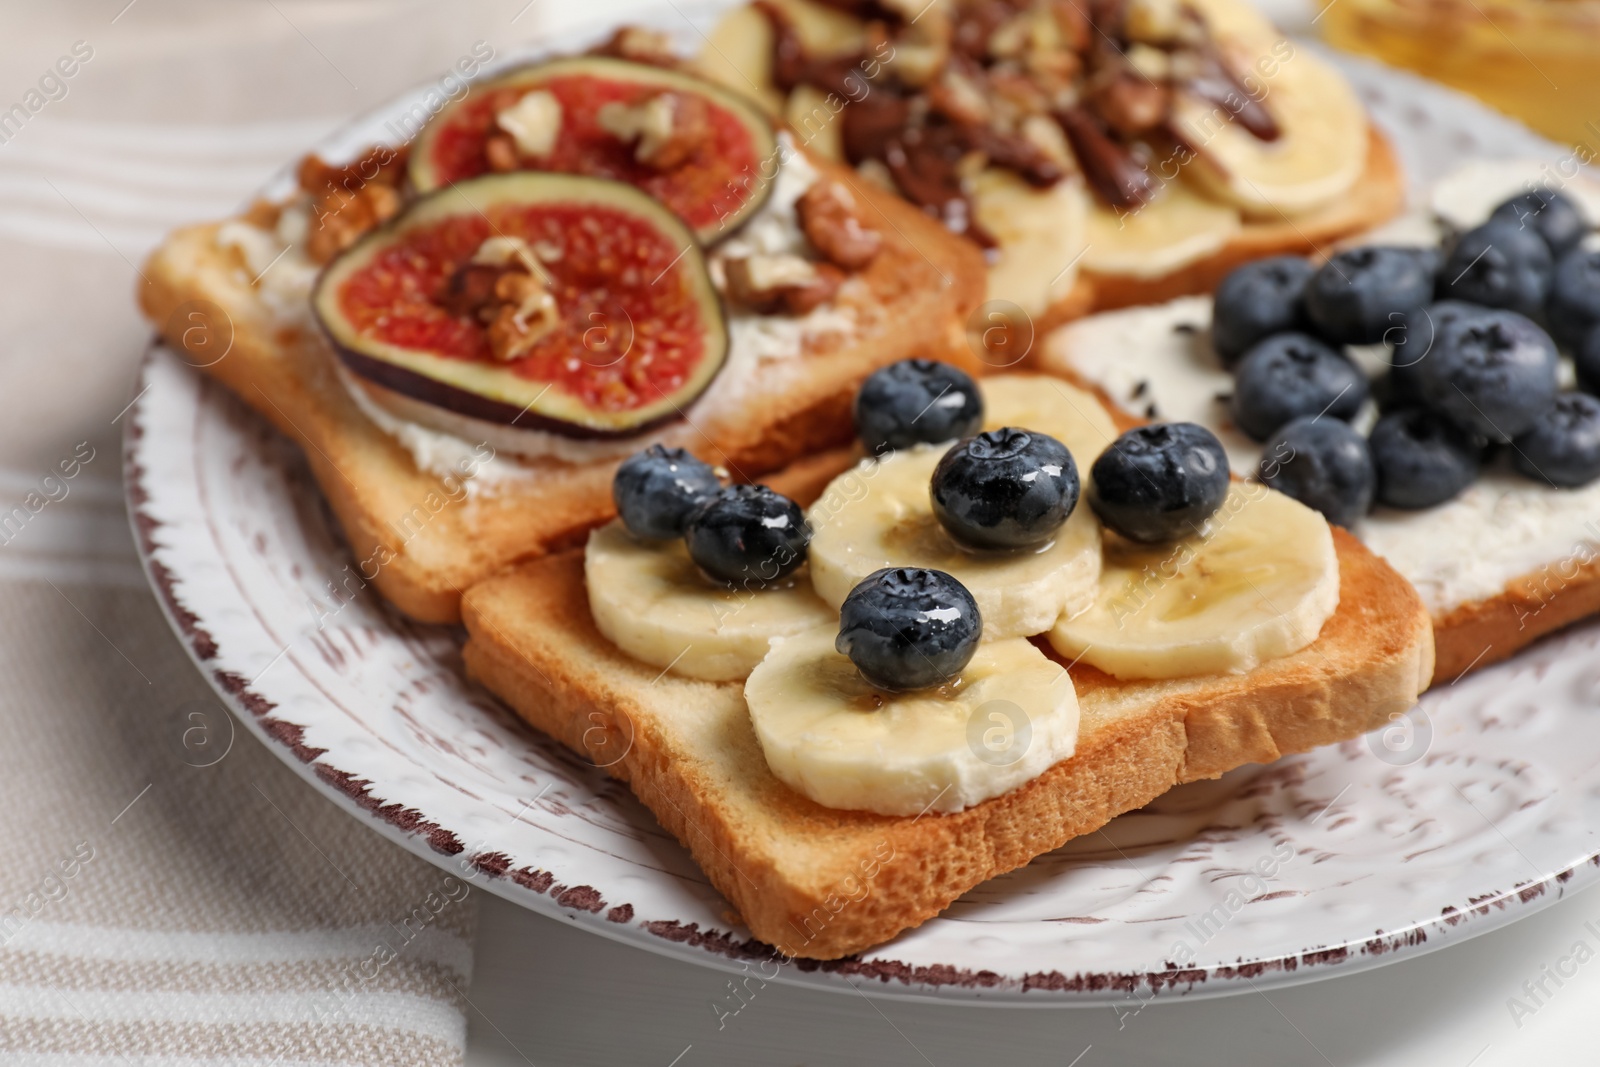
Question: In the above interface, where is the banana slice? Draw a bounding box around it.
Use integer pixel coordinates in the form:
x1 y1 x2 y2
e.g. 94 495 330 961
808 445 1100 638
980 373 1121 469
786 84 844 162
696 2 783 114
1171 45 1367 218
972 168 1090 318
1049 485 1339 679
586 521 834 681
746 625 1079 815
1082 179 1243 279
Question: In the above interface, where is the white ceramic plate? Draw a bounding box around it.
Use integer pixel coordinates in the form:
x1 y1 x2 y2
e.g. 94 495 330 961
126 7 1600 1004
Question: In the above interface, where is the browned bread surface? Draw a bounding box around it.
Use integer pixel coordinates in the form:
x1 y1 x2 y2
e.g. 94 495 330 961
137 156 987 623
461 508 1434 959
1430 557 1600 682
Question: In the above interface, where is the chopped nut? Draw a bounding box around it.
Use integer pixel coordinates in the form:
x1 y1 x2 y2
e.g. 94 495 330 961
597 92 711 169
1124 0 1185 44
496 89 563 159
723 254 843 315
471 234 552 280
486 271 560 361
1090 72 1170 138
1047 0 1090 53
797 180 883 271
485 133 520 172
1125 43 1171 81
297 143 409 264
929 66 992 126
987 12 1029 60
589 25 680 67
886 10 953 88
1020 113 1074 165
438 264 505 321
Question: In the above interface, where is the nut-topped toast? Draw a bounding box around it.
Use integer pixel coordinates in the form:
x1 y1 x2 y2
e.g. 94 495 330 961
694 0 1404 331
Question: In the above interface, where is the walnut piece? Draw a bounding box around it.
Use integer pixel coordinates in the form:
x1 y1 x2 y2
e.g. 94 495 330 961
724 254 844 316
486 271 560 361
437 236 562 360
797 181 883 271
589 25 681 67
298 144 409 264
1090 73 1170 139
596 92 711 170
495 90 563 159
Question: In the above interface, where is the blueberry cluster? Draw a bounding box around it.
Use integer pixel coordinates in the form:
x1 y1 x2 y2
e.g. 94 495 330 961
612 446 811 587
1211 188 1600 527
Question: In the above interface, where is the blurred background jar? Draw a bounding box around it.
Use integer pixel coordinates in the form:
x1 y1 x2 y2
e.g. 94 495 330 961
1317 0 1600 151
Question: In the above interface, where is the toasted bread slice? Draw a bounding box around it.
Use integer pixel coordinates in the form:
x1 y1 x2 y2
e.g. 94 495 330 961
1041 296 1600 684
1056 128 1405 330
137 156 986 623
460 451 1434 960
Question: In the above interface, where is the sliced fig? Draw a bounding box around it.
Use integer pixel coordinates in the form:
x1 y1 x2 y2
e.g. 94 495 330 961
313 172 728 439
410 56 779 243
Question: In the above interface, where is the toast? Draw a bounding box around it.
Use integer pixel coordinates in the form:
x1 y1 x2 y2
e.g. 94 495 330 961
694 0 1406 339
1043 296 1600 684
137 153 986 623
460 447 1434 960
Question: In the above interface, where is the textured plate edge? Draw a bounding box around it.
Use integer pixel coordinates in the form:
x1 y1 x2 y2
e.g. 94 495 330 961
119 10 1600 1002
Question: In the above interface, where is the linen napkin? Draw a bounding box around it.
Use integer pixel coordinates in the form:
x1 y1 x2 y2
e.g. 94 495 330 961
0 1 561 1060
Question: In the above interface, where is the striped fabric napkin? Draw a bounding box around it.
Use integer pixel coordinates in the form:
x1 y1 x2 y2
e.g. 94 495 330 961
0 1 557 1060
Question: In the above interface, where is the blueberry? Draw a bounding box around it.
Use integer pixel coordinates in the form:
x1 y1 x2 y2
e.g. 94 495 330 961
1369 408 1481 509
854 359 984 454
1579 325 1600 394
1304 246 1436 345
1488 187 1588 260
683 484 810 586
931 428 1079 550
837 567 981 691
1388 300 1480 387
1089 422 1229 543
1436 221 1554 318
1408 305 1559 442
1230 332 1369 441
1511 393 1600 488
1548 247 1600 350
1258 418 1374 528
1211 256 1315 367
612 445 721 540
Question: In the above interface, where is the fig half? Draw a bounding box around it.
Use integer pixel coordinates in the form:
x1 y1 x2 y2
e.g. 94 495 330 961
313 172 729 439
411 56 779 243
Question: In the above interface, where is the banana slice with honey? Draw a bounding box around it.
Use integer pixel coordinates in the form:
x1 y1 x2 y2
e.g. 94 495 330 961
1082 179 1243 279
1048 484 1339 679
746 625 1078 815
1170 40 1367 218
586 521 833 681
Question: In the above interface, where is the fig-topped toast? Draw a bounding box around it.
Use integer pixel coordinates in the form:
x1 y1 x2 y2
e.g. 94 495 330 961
139 49 985 623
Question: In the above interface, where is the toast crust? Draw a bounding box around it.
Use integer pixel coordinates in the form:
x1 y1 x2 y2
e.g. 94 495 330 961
460 463 1434 959
1037 127 1405 334
137 155 987 623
